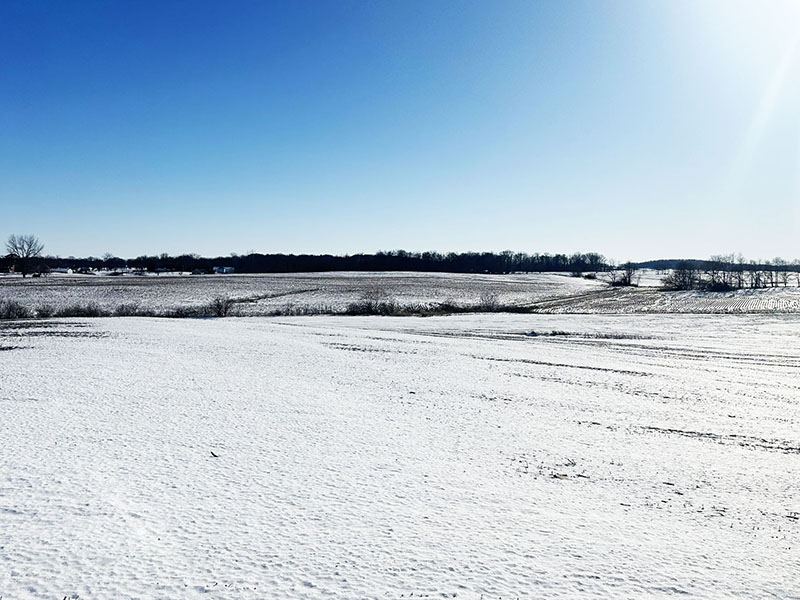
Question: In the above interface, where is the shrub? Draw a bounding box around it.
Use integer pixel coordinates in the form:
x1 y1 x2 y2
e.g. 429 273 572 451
271 303 337 316
166 305 209 318
343 288 404 316
161 298 235 318
114 303 153 317
0 299 32 319
702 281 736 293
55 303 109 317
527 330 571 337
477 292 499 311
344 300 401 316
210 296 234 317
435 301 465 314
36 304 55 318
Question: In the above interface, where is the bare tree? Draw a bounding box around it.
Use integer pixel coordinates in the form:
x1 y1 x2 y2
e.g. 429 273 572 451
704 254 739 290
6 234 44 278
773 257 790 287
662 261 698 290
605 260 620 285
763 259 778 287
734 254 746 289
606 261 639 287
619 262 640 286
747 260 762 288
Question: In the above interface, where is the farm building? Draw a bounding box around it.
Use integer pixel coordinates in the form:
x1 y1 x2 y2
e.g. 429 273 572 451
213 266 235 274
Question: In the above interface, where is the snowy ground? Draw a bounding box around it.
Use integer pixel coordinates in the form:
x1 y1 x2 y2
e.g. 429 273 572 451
1 314 798 599
4 270 800 316
0 271 602 315
531 286 800 314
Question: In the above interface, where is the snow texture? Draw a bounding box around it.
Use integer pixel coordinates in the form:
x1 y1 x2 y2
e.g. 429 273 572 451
4 271 800 316
0 272 603 315
531 286 800 314
1 314 799 599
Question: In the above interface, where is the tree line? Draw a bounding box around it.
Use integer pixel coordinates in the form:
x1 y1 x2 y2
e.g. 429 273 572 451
28 249 610 275
4 234 799 289
662 254 800 290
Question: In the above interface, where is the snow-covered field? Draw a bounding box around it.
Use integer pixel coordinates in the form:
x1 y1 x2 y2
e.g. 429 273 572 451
532 286 800 314
4 270 800 315
0 271 602 315
2 313 798 599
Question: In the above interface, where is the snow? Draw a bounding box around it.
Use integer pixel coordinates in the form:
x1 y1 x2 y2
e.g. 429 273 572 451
533 286 800 313
0 271 603 316
2 313 799 598
4 271 800 316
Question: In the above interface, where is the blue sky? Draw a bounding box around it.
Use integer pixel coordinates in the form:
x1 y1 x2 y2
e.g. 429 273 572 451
2 0 800 261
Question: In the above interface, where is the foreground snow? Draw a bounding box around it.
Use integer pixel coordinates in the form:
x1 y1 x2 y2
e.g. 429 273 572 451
1 314 799 599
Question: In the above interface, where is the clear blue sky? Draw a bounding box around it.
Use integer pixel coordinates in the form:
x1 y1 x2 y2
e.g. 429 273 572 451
2 0 800 261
